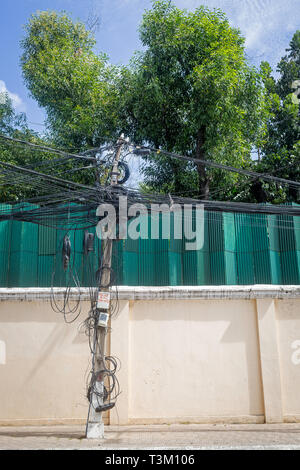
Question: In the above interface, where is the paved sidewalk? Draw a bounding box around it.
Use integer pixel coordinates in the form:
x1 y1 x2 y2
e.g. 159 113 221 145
1 423 300 449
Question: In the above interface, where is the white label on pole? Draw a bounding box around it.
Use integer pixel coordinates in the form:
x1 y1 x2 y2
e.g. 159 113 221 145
97 291 110 310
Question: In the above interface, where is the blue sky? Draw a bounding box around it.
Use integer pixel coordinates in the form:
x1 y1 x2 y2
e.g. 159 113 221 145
1 0 299 132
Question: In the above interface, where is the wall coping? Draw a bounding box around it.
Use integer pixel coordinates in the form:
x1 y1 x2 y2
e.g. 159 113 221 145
0 285 299 301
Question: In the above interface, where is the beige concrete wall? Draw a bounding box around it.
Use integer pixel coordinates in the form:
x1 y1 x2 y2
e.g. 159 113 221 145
276 299 300 422
0 301 91 425
126 299 264 423
0 287 300 425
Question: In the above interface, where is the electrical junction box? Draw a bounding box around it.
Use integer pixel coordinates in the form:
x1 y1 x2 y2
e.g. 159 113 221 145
98 312 109 328
97 291 110 310
83 231 95 255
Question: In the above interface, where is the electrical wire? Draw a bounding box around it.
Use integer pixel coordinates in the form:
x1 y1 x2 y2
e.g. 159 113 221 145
131 144 300 192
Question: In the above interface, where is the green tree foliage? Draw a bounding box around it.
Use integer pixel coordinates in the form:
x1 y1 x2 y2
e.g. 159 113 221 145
0 92 97 201
258 32 300 203
277 31 300 100
0 92 48 201
21 11 121 150
120 0 266 198
0 94 27 137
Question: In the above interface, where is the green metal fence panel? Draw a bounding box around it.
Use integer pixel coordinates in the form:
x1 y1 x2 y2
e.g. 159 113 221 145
198 210 210 285
252 213 272 284
235 213 255 285
182 209 210 285
153 214 170 286
38 223 57 287
209 211 226 285
168 211 183 286
112 239 123 286
195 210 211 285
53 228 68 287
0 204 11 287
293 206 300 284
73 227 84 287
122 235 139 285
169 211 184 285
156 239 170 286
268 214 282 284
223 212 238 285
139 214 156 286
8 204 39 287
278 213 299 284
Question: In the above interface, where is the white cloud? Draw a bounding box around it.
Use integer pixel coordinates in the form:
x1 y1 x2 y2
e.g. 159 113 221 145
233 0 299 69
175 0 300 69
0 80 25 111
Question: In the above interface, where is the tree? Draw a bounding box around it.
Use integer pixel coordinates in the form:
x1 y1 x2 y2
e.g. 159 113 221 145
0 92 47 201
21 11 121 150
0 93 28 137
258 32 300 203
277 31 300 100
120 0 266 199
0 92 97 201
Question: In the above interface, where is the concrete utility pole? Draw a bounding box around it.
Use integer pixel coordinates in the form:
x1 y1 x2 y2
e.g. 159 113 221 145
86 136 124 439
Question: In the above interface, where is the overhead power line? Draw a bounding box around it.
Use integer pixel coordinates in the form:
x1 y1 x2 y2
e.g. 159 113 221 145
134 145 300 191
1 133 300 191
0 134 300 198
0 134 95 161
0 159 96 192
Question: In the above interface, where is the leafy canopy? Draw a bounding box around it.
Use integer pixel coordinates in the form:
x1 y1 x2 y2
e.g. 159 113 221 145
21 11 121 150
120 0 266 198
258 31 300 203
0 92 51 201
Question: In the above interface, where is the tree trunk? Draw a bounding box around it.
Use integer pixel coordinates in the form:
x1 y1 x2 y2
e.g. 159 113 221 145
195 126 209 199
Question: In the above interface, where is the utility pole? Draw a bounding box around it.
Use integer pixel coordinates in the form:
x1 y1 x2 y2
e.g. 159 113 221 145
86 136 124 439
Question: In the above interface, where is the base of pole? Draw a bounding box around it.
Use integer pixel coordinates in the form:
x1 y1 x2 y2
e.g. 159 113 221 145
86 421 104 439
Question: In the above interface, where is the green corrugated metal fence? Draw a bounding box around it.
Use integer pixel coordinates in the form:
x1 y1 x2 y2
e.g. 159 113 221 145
0 203 299 286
